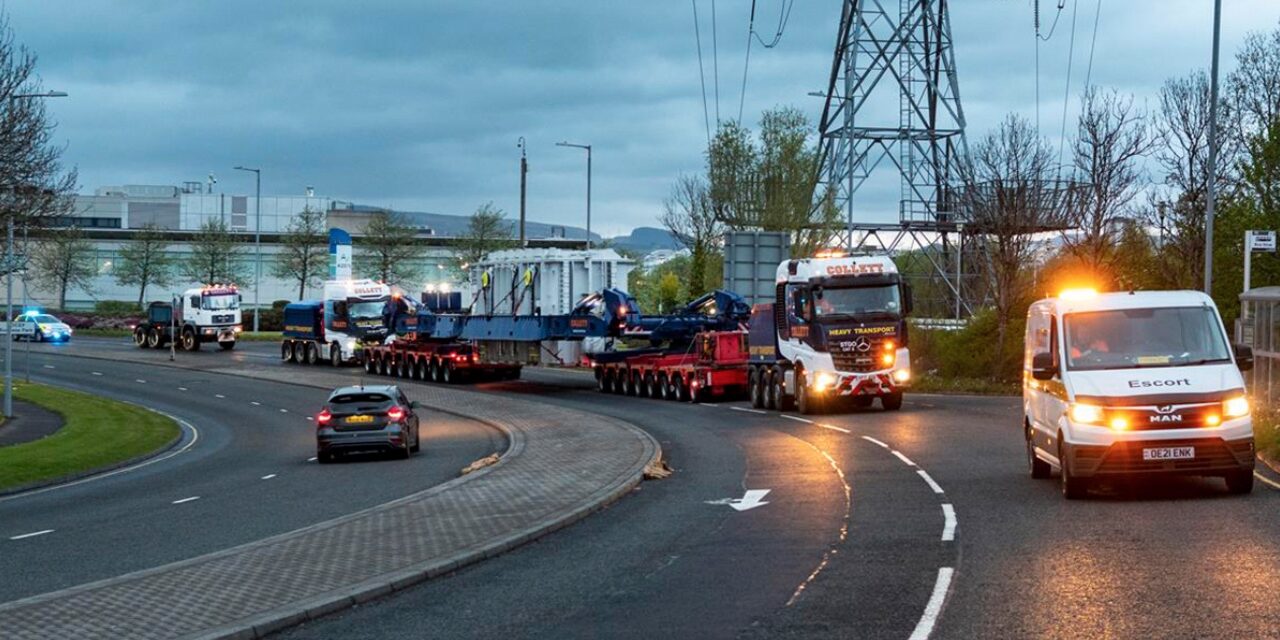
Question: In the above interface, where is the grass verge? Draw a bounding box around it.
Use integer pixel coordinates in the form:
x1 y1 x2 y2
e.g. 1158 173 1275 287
0 382 180 492
910 373 1019 396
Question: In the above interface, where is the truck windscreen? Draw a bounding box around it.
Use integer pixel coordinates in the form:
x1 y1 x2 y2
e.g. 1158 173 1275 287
815 284 901 318
203 294 239 311
348 301 385 320
1065 307 1231 371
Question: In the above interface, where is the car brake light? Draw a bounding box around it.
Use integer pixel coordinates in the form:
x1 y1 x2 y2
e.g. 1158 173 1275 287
387 406 405 422
317 409 332 425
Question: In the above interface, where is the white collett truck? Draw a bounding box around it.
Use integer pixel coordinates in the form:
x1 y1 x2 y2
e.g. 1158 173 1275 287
133 285 243 351
1023 289 1256 498
280 279 393 366
747 252 914 414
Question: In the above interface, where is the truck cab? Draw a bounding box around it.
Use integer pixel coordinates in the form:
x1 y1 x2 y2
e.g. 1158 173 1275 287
284 279 393 366
1023 289 1256 498
748 253 913 414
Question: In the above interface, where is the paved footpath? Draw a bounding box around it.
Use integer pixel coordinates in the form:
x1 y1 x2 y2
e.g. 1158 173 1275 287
0 346 659 640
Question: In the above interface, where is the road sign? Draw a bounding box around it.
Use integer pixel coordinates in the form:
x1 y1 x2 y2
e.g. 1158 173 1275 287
0 321 34 337
1248 230 1276 252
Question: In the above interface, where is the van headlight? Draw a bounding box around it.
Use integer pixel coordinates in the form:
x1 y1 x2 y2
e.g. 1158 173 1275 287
1223 396 1250 419
1069 403 1104 425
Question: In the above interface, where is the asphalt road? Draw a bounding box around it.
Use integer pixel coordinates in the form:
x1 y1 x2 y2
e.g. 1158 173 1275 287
16 337 1280 638
0 344 503 603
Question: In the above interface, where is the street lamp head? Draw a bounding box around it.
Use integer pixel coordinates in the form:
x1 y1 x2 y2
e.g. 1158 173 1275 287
233 165 259 173
45 91 68 98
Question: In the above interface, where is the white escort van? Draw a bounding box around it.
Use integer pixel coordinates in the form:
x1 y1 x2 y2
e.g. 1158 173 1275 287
1023 289 1256 499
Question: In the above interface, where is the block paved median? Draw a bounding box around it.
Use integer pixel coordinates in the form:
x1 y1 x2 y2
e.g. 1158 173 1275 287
1 346 659 640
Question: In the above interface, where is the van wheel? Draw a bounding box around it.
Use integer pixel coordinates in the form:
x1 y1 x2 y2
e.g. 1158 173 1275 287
881 392 904 411
1027 425 1051 479
1059 440 1089 500
1225 470 1255 495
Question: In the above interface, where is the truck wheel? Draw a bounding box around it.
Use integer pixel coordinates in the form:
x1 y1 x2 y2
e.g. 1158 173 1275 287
146 328 162 349
429 359 441 382
749 369 764 408
378 357 391 376
595 368 607 392
293 341 306 364
1225 470 1255 495
881 392 904 411
219 341 235 351
642 373 656 398
774 368 795 411
364 355 376 374
182 328 200 352
797 372 823 415
1027 424 1051 479
282 340 294 362
442 362 455 384
330 344 342 367
135 327 150 348
1059 440 1089 500
304 342 318 364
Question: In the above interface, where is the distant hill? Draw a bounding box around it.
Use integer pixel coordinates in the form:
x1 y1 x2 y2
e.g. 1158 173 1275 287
609 227 681 253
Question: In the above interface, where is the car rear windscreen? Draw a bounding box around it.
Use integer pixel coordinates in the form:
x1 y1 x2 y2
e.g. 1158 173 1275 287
329 393 392 405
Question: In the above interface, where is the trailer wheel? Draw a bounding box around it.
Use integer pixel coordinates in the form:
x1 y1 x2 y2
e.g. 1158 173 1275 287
442 362 455 384
146 328 163 349
282 340 294 362
330 344 342 367
397 356 409 378
595 367 607 392
429 359 441 382
364 355 376 374
134 327 149 348
641 373 656 398
378 356 391 376
293 340 306 364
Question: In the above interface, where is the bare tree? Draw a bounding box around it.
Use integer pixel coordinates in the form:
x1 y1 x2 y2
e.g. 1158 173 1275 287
1062 88 1155 283
1146 71 1239 288
451 202 515 273
31 225 94 309
1228 21 1280 141
357 211 422 287
114 223 173 307
660 174 723 296
183 218 248 285
271 206 327 300
957 114 1065 359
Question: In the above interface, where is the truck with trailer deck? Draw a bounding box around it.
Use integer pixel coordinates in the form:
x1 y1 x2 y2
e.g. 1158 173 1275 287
281 279 392 366
133 285 242 351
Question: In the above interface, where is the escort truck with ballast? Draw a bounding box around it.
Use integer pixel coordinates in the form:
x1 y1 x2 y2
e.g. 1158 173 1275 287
1023 289 1256 498
281 279 392 366
746 252 913 414
132 285 242 351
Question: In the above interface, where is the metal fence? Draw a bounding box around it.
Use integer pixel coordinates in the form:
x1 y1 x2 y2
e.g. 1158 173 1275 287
1238 287 1280 408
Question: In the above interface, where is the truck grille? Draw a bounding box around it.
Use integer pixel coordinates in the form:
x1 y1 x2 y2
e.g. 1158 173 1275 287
831 352 881 373
829 333 894 373
213 314 235 324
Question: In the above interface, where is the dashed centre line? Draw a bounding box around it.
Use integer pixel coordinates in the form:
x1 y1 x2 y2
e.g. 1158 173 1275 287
91 371 102 376
279 409 288 413
178 387 188 392
171 496 200 505
9 529 54 541
251 401 261 406
261 474 277 480
861 435 889 448
730 407 767 415
780 414 812 424
135 379 146 384
891 450 917 466
941 504 957 541
42 365 54 369
909 567 955 640
215 394 226 399
917 470 945 494
817 423 851 434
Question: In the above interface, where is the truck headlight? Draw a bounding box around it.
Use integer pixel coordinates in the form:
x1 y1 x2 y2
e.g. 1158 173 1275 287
1223 396 1250 419
1069 403 1104 425
893 369 910 383
812 372 837 392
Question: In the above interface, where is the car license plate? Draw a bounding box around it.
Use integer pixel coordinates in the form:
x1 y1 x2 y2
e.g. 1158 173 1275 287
1143 446 1194 461
346 415 374 424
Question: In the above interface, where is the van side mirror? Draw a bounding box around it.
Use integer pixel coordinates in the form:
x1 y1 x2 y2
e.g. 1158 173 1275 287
1234 344 1254 372
1031 352 1057 380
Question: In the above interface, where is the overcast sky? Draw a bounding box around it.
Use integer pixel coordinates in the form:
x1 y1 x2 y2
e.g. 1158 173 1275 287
12 1 1280 236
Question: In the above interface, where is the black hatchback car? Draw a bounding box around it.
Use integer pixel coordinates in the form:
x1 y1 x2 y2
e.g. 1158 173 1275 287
316 385 421 463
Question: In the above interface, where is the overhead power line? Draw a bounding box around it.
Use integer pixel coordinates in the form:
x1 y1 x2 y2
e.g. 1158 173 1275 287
1057 0 1080 172
712 0 721 124
753 0 795 48
692 0 712 145
1083 0 1103 91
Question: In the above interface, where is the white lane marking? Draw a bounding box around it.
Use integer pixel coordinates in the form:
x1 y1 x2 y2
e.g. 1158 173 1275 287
817 423 851 434
91 371 102 376
1255 470 1280 491
861 435 889 448
178 387 188 392
135 379 146 384
941 504 957 541
9 529 54 541
698 402 719 407
730 406 767 415
171 496 200 505
279 408 288 413
909 567 955 640
0 415 201 505
215 394 226 399
42 364 55 369
781 414 812 424
250 401 261 406
786 440 852 607
307 456 317 462
261 474 277 480
917 470 945 494
892 450 917 466
305 416 314 421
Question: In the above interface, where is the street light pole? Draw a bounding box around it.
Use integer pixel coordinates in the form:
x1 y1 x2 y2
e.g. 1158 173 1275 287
4 90 67 418
234 166 261 332
1203 0 1223 295
556 141 593 293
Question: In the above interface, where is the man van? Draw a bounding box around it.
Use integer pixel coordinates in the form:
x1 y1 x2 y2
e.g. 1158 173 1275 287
1023 289 1256 499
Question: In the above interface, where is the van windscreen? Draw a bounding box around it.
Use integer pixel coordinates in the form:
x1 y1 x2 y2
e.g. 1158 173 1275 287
1064 306 1230 371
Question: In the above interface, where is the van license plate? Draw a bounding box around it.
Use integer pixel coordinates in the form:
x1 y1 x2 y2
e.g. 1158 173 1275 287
1143 446 1194 461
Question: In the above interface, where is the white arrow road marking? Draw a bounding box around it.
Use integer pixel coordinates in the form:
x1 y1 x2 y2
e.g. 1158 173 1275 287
171 496 200 505
917 470 944 494
9 529 54 540
909 567 955 640
730 406 767 415
891 450 917 466
705 489 771 511
941 504 956 541
861 435 889 448
261 474 277 480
